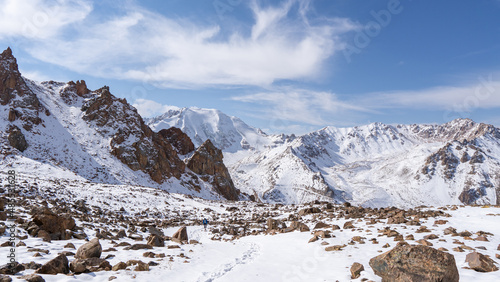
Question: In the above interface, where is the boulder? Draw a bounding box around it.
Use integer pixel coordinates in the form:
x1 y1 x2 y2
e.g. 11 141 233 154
0 275 12 282
465 252 498 272
75 238 102 259
112 262 127 271
369 244 459 282
8 126 28 152
70 258 111 273
350 262 364 279
0 262 25 275
32 209 75 240
36 254 69 275
172 226 188 243
147 234 165 247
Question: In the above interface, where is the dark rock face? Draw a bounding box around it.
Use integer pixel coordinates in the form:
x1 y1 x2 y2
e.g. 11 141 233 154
369 244 459 282
81 86 185 183
7 125 28 152
187 139 239 200
36 254 69 275
0 48 44 132
158 127 195 155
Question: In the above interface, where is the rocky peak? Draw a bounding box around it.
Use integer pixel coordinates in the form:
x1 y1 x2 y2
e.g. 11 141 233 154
81 86 185 182
157 127 195 155
187 139 240 200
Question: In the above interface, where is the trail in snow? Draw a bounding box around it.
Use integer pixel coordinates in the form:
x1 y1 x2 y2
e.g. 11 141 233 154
195 242 261 282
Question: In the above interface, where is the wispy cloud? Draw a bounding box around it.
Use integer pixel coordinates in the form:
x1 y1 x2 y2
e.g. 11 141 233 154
362 74 500 112
0 0 92 40
2 0 358 88
231 88 374 127
132 99 180 118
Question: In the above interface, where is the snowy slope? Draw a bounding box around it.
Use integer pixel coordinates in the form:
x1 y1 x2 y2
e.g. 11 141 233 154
0 78 224 201
149 107 500 207
147 107 286 153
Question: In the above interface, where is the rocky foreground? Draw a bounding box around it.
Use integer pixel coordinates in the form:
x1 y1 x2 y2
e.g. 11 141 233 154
0 175 499 281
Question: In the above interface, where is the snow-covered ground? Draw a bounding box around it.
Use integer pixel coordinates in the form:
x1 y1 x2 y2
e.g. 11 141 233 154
1 175 499 281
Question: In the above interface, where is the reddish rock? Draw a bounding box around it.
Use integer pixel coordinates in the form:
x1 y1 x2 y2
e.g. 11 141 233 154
187 139 239 200
82 86 186 183
158 127 195 155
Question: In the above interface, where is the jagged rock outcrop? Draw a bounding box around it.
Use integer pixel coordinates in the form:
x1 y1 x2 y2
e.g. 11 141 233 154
0 47 44 131
187 139 240 200
81 86 185 183
158 127 195 155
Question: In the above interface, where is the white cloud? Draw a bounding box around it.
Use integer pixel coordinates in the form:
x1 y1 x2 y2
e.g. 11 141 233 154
362 74 500 113
5 0 357 88
132 99 180 118
231 88 373 127
0 0 92 40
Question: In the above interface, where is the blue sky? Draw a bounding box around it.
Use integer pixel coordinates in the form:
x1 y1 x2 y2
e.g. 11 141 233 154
1 0 500 134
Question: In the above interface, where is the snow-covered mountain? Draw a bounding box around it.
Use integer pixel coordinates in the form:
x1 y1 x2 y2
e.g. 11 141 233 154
148 108 500 207
0 48 239 201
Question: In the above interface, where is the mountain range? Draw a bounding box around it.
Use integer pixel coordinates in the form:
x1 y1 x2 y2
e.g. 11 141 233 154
2 47 499 207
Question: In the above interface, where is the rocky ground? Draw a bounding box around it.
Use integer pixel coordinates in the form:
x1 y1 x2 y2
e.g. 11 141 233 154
0 174 499 281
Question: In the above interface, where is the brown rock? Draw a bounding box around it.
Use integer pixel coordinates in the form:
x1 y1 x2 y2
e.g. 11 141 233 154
350 262 364 279
465 252 499 272
82 86 185 184
157 127 195 155
416 239 433 246
112 262 127 271
369 244 459 282
0 262 25 275
147 234 165 247
19 274 44 282
325 245 345 251
32 209 76 240
70 257 110 273
125 244 153 250
343 221 355 229
187 139 240 200
298 207 321 216
313 222 330 229
8 126 28 152
75 238 102 259
172 226 188 243
37 230 51 242
36 254 69 274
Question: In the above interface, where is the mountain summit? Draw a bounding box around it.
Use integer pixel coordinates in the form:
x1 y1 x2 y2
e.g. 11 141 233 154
0 48 239 201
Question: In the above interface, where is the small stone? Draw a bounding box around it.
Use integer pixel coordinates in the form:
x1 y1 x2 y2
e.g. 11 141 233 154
350 262 364 279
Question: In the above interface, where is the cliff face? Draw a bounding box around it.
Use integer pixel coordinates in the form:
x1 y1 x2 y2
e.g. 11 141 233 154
187 139 240 200
81 86 185 183
158 127 195 155
0 47 44 133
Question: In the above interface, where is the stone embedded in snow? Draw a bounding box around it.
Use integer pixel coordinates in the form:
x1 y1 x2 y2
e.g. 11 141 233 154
75 238 102 259
369 244 459 282
36 254 69 275
172 226 189 243
465 252 499 272
350 262 364 279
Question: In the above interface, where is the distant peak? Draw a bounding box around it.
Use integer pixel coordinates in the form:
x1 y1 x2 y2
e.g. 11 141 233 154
2 47 13 57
